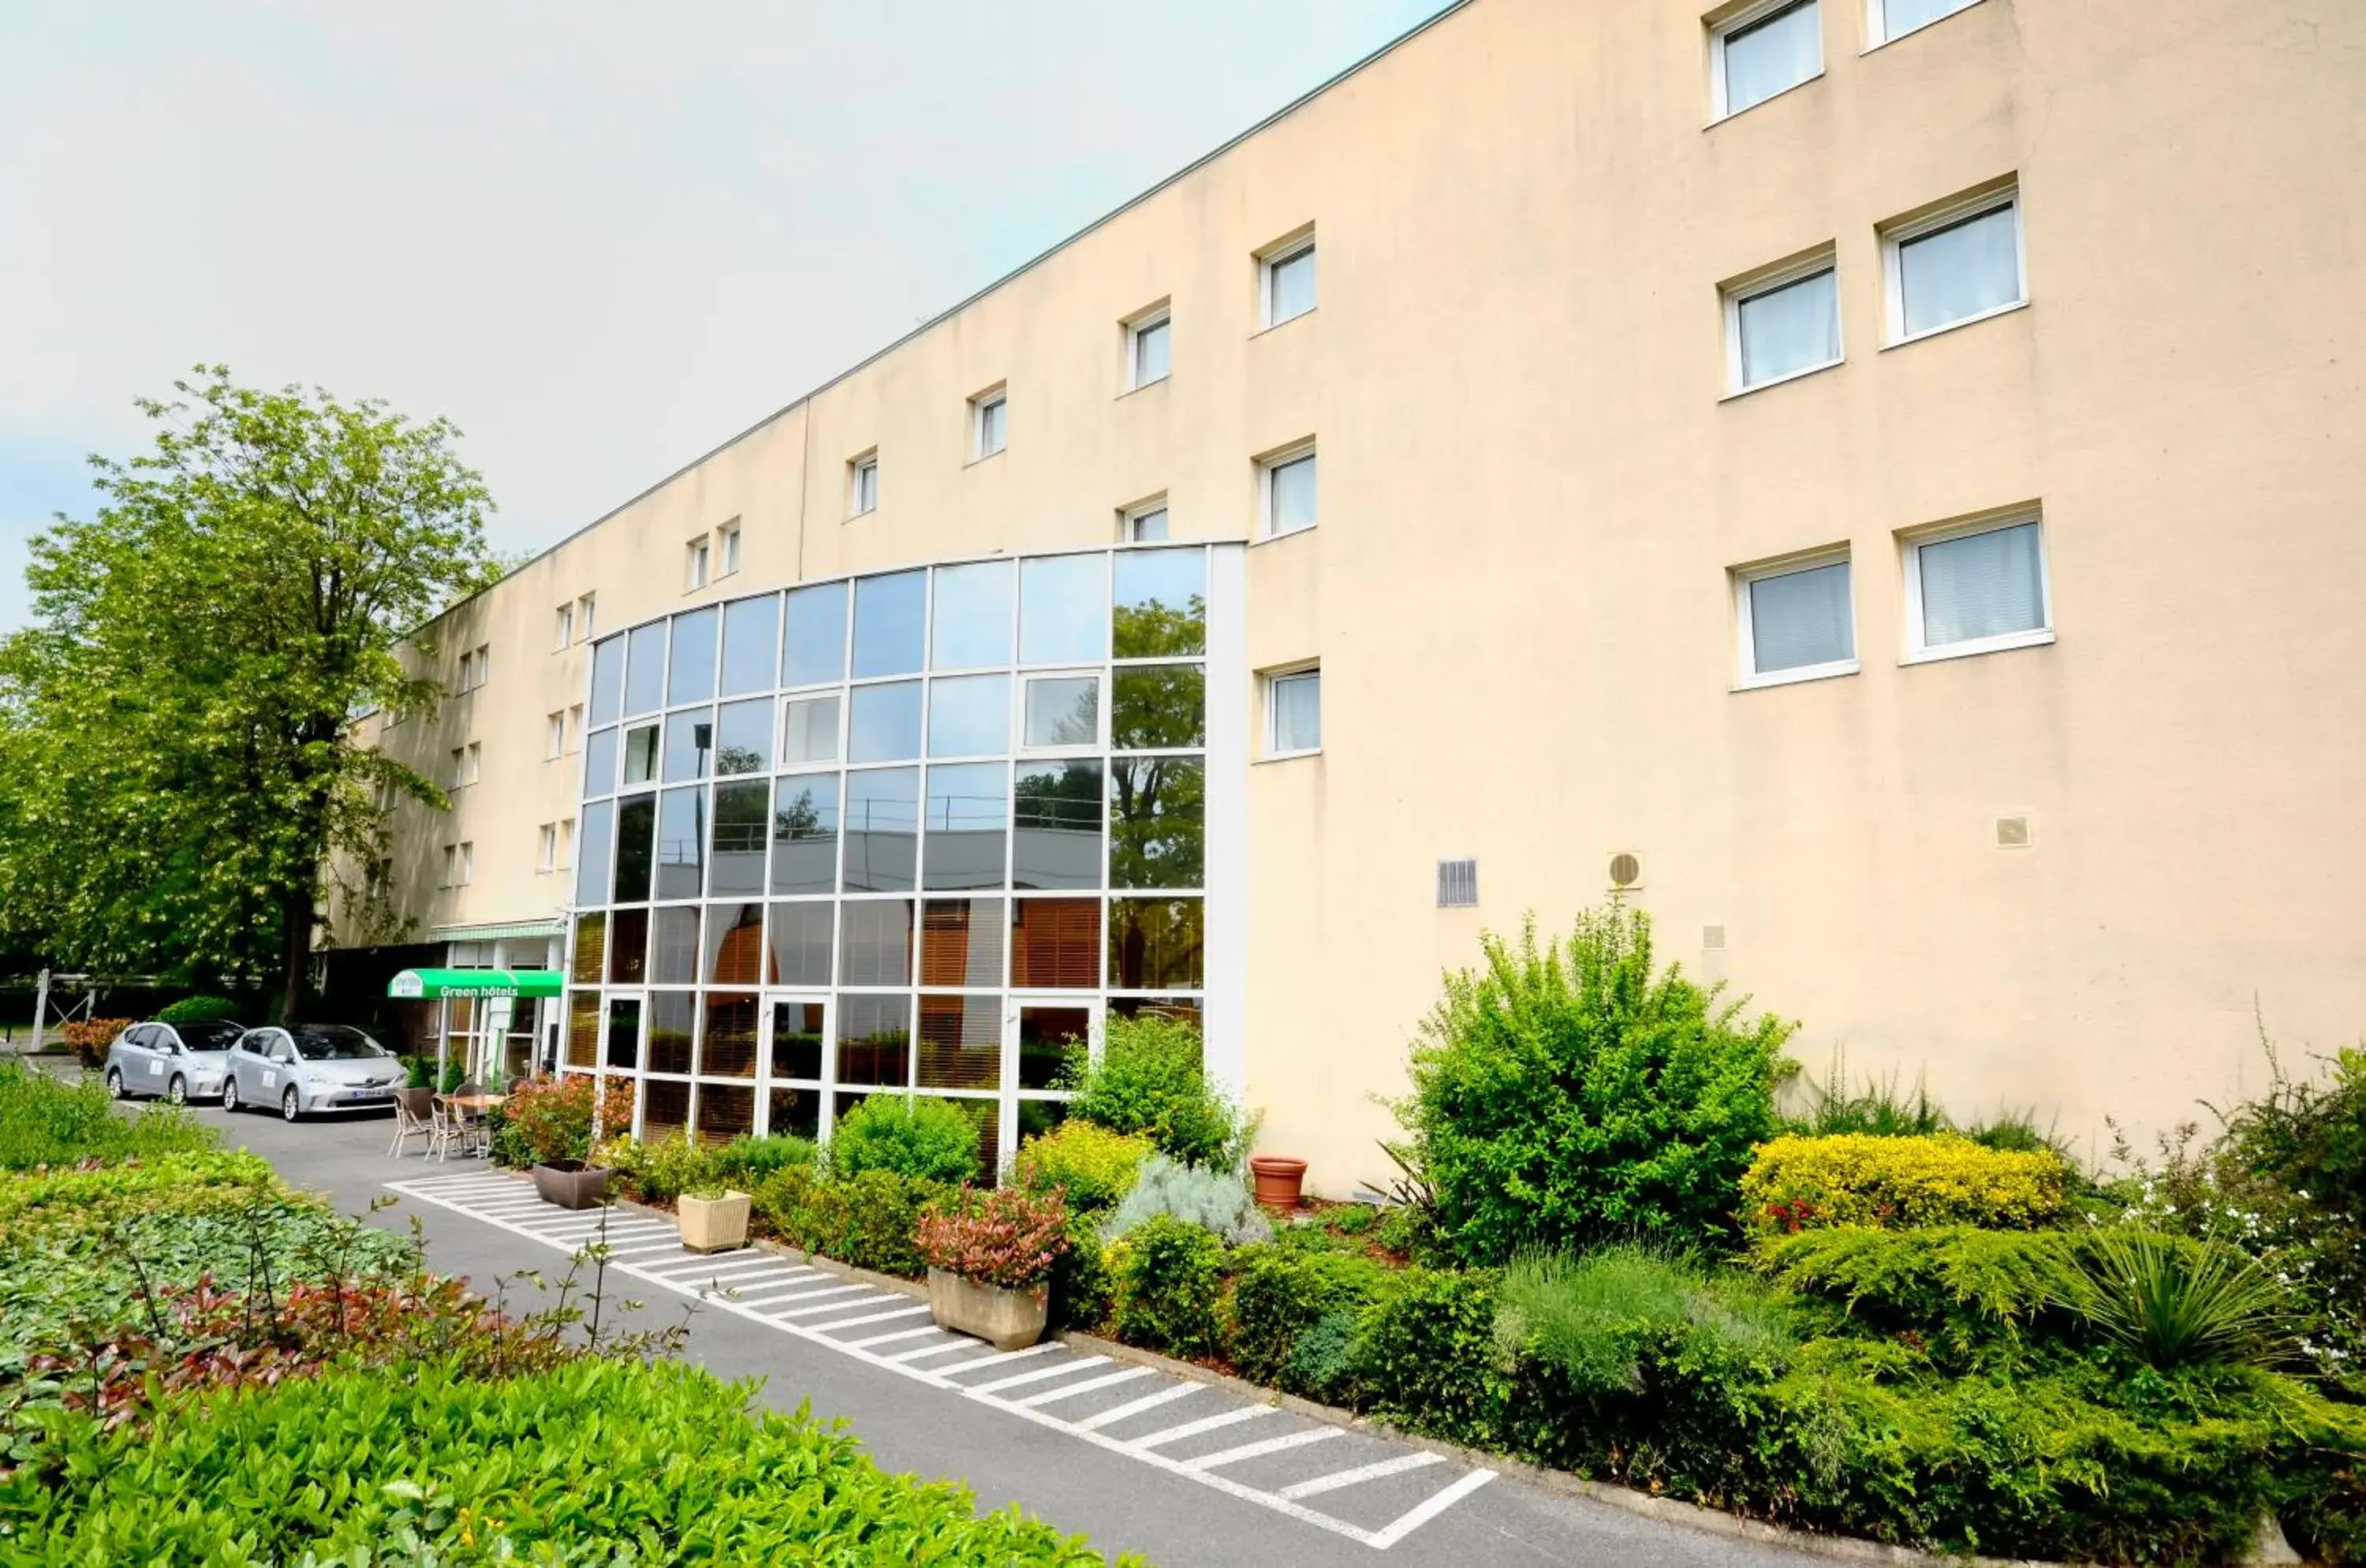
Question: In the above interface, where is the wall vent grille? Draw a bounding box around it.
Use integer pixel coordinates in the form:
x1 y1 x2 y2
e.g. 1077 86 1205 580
1703 925 1728 952
1436 858 1479 909
1995 816 2033 849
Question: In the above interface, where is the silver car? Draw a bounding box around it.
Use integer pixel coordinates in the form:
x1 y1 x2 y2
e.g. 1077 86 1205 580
222 1024 407 1121
104 1019 247 1104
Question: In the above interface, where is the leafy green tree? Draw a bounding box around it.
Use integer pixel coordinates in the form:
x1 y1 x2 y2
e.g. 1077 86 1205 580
0 368 496 1016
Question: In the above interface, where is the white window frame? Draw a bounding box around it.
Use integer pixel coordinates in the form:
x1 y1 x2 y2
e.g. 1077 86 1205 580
1899 506 2054 664
848 451 879 518
1707 0 1824 123
441 845 457 888
970 386 1008 460
1125 307 1170 390
1721 247 1842 397
685 535 711 592
559 817 575 868
554 601 574 651
1263 664 1322 760
1866 0 1982 49
1258 442 1318 539
1731 547 1859 690
1258 233 1316 330
1120 495 1170 543
457 842 475 887
546 711 566 760
1880 181 2026 346
568 704 584 753
577 593 596 638
718 519 742 577
538 823 558 874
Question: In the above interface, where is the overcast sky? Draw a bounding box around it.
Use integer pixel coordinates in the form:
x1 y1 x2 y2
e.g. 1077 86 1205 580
0 1 1446 631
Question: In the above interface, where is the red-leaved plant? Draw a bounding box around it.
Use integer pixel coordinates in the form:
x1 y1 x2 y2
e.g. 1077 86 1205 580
913 1185 1071 1290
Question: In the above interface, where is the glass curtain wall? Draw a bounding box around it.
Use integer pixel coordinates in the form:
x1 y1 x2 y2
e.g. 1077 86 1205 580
565 546 1221 1171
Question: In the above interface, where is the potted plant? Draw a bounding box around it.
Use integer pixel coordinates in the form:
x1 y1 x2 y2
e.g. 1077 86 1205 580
679 1187 752 1253
532 1158 611 1210
914 1186 1071 1351
1248 1155 1308 1215
508 1077 634 1208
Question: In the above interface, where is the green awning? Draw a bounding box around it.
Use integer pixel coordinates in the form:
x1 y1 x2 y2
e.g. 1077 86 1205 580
388 969 563 1001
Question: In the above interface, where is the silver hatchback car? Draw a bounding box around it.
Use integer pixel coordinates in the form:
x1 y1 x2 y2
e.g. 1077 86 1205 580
222 1024 407 1121
104 1019 247 1104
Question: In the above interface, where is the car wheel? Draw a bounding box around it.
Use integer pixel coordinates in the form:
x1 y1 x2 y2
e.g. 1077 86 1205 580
282 1086 302 1122
167 1075 188 1105
222 1077 241 1113
105 1068 125 1099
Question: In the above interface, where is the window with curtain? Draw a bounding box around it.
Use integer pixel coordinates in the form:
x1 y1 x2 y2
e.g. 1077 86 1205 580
1269 670 1322 755
1733 265 1839 389
1915 521 2048 651
1896 200 2021 338
1743 558 1855 680
1718 0 1821 116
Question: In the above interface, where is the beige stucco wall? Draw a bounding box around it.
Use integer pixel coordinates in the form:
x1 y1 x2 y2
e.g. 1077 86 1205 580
354 0 2366 1193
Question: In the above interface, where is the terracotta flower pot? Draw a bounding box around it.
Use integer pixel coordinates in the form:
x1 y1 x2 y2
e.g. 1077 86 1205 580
1249 1155 1308 1215
677 1191 752 1254
532 1159 611 1211
927 1268 1050 1352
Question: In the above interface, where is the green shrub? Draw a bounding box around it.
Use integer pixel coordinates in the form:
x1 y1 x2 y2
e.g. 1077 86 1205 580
0 1359 1127 1563
712 1133 819 1185
1109 1215 1226 1359
1740 1133 2068 1237
1348 1267 1509 1449
753 1166 950 1279
1496 1246 1793 1396
1398 901 1791 1265
1226 1246 1396 1391
1751 1224 2080 1370
154 995 240 1025
1064 1014 1245 1169
827 1095 982 1185
495 1074 636 1168
1014 1121 1155 1211
0 1062 219 1170
1051 1212 1114 1332
2052 1226 2297 1371
1102 1154 1270 1245
601 1133 728 1204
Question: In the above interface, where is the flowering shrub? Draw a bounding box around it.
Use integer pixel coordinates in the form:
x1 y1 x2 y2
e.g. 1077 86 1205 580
1013 1121 1154 1212
1739 1133 2067 1237
61 1017 135 1068
914 1186 1071 1290
495 1074 636 1167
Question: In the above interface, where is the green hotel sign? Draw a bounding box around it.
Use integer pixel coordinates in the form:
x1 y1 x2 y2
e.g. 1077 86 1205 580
386 969 563 1001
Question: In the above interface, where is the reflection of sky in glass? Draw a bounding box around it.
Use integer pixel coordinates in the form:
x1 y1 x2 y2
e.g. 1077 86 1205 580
581 726 618 797
929 674 1010 756
844 767 918 834
720 595 779 695
624 625 666 715
853 571 925 677
1024 675 1099 747
667 607 718 706
662 707 713 782
1113 549 1206 656
931 561 1013 669
927 761 1008 833
783 581 848 687
714 698 772 775
848 681 921 762
589 636 625 724
1020 554 1107 663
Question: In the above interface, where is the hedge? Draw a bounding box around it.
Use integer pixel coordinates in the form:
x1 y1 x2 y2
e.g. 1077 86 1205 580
1739 1133 2068 1236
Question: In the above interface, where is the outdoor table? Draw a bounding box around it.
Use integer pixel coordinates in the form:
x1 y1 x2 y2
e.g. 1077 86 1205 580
442 1093 508 1112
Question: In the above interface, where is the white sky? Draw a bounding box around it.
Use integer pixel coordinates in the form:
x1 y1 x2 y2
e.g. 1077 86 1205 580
0 1 1445 630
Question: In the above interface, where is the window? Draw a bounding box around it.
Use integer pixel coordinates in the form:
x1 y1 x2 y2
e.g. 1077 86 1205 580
450 742 481 789
718 519 742 577
1711 0 1822 120
1121 498 1169 543
848 450 879 518
1724 251 1841 393
442 846 456 887
560 817 575 868
1871 0 1980 46
578 593 596 638
455 644 490 693
1883 183 2024 342
971 387 1007 459
1127 308 1170 389
1266 666 1321 756
539 823 559 873
1902 510 2052 662
443 842 474 887
1260 234 1316 328
1260 445 1317 538
546 711 566 760
567 704 584 752
554 601 574 651
685 535 711 591
1733 550 1857 688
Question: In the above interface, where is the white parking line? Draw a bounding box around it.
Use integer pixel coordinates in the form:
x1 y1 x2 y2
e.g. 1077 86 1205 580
1129 1406 1277 1451
1072 1381 1199 1432
1369 1469 1498 1550
1279 1452 1444 1500
807 1303 933 1332
764 1286 881 1316
849 1324 946 1350
888 1338 985 1364
937 1342 1057 1377
1015 1366 1155 1409
1183 1428 1343 1473
965 1356 1110 1397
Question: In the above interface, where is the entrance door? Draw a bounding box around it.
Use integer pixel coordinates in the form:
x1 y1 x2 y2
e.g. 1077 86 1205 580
757 993 830 1143
1004 996 1100 1174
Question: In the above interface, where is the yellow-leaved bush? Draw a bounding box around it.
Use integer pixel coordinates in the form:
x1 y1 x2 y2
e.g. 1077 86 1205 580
1739 1133 2066 1236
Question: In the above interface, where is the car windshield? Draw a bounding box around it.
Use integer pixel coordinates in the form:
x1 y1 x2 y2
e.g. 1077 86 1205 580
176 1021 245 1052
288 1026 388 1061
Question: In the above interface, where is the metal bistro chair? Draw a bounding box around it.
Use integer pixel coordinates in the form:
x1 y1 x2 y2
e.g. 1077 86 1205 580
388 1087 436 1158
445 1088 491 1160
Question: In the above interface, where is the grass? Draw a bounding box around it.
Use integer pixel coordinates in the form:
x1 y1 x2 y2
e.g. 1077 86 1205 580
1497 1245 1795 1392
0 1060 219 1170
1786 1048 2065 1159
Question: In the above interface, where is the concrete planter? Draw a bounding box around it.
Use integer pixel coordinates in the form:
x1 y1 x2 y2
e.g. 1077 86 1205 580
927 1268 1050 1352
532 1160 611 1211
677 1191 752 1254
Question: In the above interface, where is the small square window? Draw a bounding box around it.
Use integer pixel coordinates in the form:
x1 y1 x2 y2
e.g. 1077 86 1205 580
1711 0 1823 120
1267 667 1322 757
1121 498 1169 543
560 818 575 868
685 536 711 591
1127 310 1170 389
1883 185 2024 342
546 711 566 760
539 823 558 873
1870 0 1980 46
971 389 1008 459
568 704 584 752
1261 446 1317 538
554 602 574 651
1733 551 1857 689
1902 510 2052 662
849 451 879 517
718 519 742 577
1724 253 1841 393
1261 237 1315 328
577 593 596 637
441 845 457 887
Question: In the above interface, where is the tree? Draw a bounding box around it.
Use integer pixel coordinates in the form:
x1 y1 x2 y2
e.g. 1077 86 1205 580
0 368 496 1017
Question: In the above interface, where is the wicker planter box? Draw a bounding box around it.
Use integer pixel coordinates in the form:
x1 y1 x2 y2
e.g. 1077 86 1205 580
677 1191 752 1254
927 1268 1049 1353
532 1160 611 1210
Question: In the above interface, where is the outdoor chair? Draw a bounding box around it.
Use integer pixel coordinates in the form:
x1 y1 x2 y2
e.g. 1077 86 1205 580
388 1088 435 1158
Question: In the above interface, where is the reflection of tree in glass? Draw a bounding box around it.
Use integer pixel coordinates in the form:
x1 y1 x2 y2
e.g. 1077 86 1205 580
717 745 765 775
774 786 823 839
1044 683 1097 745
1111 663 1204 750
1113 594 1206 659
712 783 768 853
1015 761 1102 830
1110 757 1204 888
